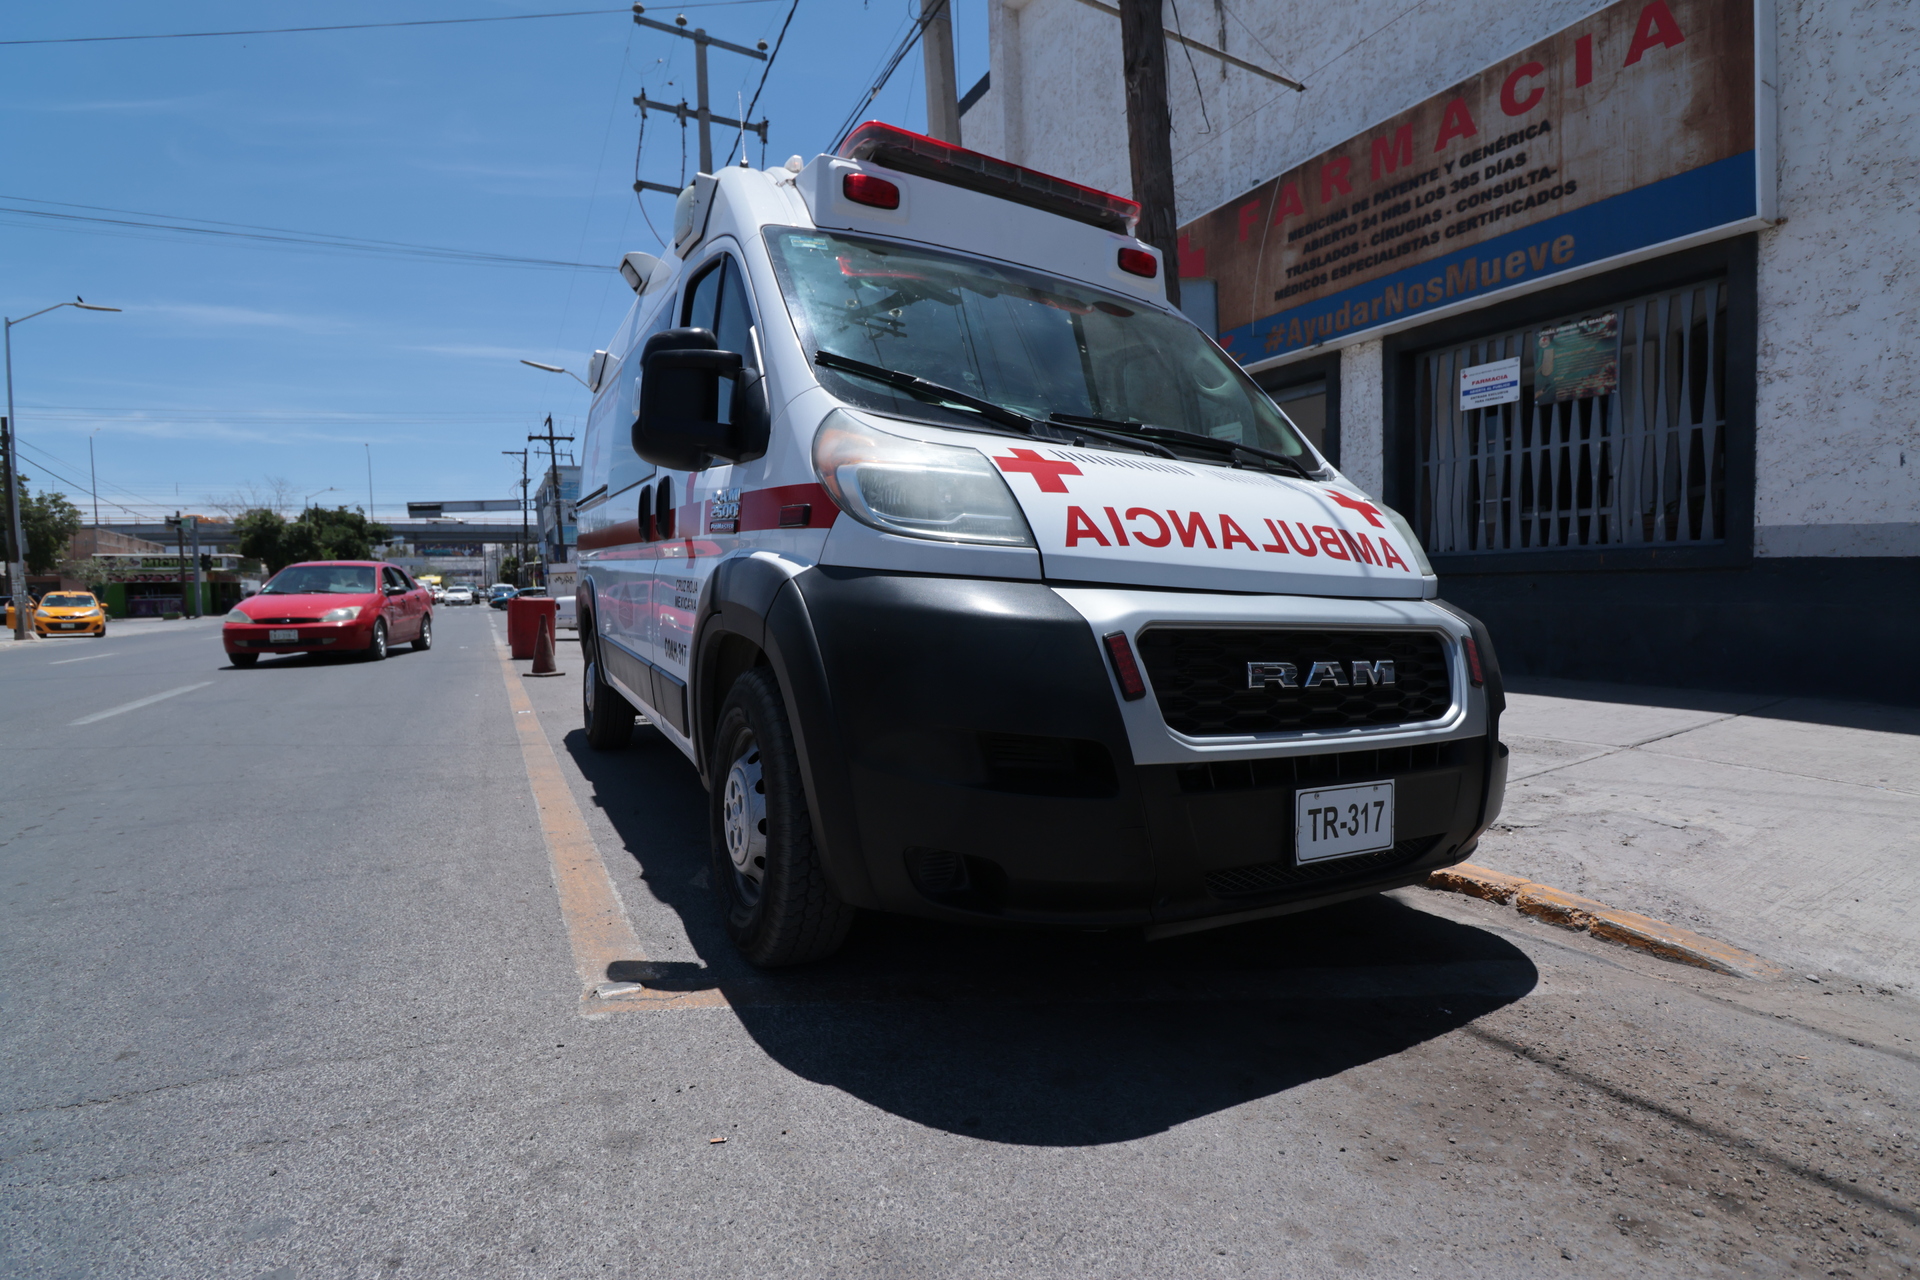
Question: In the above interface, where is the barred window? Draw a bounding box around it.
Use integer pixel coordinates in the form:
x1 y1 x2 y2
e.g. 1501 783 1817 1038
1413 279 1729 554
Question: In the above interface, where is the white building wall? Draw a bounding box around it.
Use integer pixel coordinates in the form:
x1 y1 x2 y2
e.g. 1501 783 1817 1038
1752 0 1919 557
971 0 1919 556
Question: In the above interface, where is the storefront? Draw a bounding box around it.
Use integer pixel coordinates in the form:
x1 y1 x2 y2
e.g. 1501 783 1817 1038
965 0 1917 699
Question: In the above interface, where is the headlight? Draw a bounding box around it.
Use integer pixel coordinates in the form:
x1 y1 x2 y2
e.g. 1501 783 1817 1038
1375 502 1434 576
811 410 1035 547
224 609 252 624
321 606 362 622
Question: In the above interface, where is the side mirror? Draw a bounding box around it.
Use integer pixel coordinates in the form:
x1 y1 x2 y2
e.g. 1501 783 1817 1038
633 327 771 471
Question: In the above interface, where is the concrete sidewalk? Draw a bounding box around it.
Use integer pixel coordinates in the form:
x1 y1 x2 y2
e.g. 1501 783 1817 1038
1480 676 1920 993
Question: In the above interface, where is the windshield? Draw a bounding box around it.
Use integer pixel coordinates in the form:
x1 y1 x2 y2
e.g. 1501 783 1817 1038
263 565 376 595
41 594 95 608
765 228 1316 464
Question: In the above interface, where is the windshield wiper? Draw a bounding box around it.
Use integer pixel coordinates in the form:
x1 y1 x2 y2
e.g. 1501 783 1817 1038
1053 412 1316 479
815 350 1035 433
817 350 1177 460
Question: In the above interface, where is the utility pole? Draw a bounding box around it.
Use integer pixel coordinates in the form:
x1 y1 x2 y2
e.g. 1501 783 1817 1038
190 515 203 618
88 430 100 529
632 5 770 194
921 0 961 143
5 299 119 638
502 449 529 587
1119 0 1180 308
0 417 19 637
527 416 575 578
169 513 186 616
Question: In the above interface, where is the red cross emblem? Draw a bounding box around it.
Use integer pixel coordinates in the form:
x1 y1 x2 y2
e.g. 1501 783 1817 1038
1328 489 1385 527
992 448 1081 494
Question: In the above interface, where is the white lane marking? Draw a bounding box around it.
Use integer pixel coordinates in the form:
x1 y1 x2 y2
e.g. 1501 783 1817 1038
49 653 119 665
70 681 213 726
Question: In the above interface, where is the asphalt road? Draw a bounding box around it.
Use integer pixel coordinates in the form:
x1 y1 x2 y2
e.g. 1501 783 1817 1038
3 607 1915 1278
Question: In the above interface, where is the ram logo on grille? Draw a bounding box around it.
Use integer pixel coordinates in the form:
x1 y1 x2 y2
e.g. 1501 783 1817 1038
1247 660 1395 689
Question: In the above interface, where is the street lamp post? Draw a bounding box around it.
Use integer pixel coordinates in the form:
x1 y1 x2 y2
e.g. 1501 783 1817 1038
304 486 337 510
519 359 593 390
4 299 120 640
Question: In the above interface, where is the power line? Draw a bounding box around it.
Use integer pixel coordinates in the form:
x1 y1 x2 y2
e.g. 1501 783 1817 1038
0 5 783 48
829 2 946 151
0 201 605 271
733 0 800 164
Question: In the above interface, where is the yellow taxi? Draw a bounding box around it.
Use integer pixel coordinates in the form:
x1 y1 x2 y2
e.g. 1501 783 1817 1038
18 591 109 637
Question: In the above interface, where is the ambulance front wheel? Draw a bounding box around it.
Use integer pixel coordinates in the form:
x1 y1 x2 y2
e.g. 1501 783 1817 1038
709 666 855 967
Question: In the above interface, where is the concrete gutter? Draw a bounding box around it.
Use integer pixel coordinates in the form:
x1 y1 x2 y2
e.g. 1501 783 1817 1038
1426 863 1783 980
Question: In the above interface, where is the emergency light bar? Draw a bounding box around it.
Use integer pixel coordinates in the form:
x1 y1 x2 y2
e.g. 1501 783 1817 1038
837 122 1141 236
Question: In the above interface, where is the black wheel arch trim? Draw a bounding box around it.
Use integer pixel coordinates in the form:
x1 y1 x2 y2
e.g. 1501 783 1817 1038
690 554 880 910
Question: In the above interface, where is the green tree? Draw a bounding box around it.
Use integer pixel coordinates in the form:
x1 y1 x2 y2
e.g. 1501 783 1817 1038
232 508 290 573
498 555 521 586
16 478 83 575
289 505 390 561
234 505 390 574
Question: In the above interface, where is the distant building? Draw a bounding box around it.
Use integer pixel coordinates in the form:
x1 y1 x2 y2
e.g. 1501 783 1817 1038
534 465 581 577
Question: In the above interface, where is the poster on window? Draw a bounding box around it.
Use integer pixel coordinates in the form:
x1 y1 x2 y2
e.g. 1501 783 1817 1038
1534 313 1619 401
1459 357 1522 410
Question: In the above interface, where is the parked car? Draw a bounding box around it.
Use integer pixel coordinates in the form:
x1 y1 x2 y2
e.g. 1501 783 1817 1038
223 560 433 665
26 591 107 637
444 586 475 606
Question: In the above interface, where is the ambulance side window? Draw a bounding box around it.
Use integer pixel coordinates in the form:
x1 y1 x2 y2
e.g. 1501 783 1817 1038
681 255 759 422
683 261 724 333
605 294 675 498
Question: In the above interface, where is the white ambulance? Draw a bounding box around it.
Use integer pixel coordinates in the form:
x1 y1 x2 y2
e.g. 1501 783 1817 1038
575 123 1508 966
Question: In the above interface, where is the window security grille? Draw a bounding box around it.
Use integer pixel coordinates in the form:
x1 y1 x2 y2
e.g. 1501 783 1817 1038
1413 279 1728 554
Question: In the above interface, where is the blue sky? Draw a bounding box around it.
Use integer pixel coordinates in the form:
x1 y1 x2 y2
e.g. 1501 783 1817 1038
2 0 988 523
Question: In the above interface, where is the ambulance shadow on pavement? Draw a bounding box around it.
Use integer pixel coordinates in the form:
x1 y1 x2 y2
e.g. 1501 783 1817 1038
566 725 1538 1148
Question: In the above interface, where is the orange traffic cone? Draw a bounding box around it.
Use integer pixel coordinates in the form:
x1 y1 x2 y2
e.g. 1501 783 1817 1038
524 615 565 677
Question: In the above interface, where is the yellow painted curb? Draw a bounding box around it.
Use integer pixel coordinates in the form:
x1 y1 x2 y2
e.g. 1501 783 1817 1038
1424 865 1779 979
1589 908 1782 980
1513 884 1608 930
1426 862 1531 904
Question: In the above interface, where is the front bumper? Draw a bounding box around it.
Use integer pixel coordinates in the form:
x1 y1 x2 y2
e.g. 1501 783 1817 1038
225 623 370 654
36 616 106 635
775 567 1503 934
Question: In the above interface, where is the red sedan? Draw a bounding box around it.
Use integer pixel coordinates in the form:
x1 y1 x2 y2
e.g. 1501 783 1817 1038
223 561 433 667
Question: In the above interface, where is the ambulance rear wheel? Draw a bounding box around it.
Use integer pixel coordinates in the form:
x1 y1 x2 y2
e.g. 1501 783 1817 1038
582 629 634 751
710 667 854 967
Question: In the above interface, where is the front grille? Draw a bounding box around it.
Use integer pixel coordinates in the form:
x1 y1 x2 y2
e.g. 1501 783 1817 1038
1176 741 1464 794
1138 628 1452 736
249 616 319 625
1205 835 1443 900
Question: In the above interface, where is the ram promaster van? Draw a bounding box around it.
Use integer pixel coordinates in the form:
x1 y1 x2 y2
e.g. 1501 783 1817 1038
575 123 1508 967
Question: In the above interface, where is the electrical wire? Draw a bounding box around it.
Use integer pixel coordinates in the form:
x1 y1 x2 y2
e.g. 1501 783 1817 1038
1166 0 1213 134
828 0 946 151
0 5 782 48
730 0 800 165
0 201 604 271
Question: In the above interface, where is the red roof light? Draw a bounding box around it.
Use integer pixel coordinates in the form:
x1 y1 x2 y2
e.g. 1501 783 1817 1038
837 121 1141 235
1116 248 1158 278
842 173 900 210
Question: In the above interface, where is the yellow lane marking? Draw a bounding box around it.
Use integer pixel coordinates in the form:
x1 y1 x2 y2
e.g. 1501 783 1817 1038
493 628 727 1014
